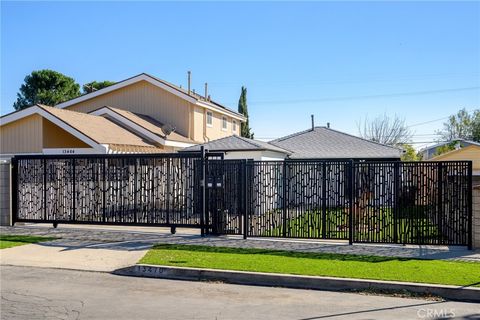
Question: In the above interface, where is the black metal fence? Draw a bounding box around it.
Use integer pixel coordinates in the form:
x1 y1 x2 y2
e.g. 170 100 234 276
11 154 473 248
13 153 202 227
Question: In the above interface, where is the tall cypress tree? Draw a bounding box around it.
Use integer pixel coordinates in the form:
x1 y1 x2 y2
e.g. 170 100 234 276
238 86 254 138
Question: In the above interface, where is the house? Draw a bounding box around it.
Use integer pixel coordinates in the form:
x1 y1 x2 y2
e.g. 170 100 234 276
181 125 403 161
269 126 403 160
0 73 246 157
420 139 478 160
429 142 480 184
181 135 291 160
0 104 192 156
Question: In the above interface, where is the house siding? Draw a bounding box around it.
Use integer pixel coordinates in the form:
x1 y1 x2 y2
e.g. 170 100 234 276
431 145 480 173
0 114 43 154
65 80 192 138
205 110 239 141
42 118 91 148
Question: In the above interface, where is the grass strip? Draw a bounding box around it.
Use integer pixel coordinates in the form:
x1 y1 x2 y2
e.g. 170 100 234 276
0 234 57 249
140 244 480 287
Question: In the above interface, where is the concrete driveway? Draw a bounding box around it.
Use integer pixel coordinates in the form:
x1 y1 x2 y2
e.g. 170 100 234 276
0 225 201 272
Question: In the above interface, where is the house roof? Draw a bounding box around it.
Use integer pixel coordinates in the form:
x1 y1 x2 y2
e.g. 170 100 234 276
420 139 480 153
181 135 292 154
90 106 194 144
54 73 246 121
269 127 403 159
0 104 164 153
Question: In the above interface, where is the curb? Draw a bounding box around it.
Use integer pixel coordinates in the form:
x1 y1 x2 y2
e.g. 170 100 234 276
114 264 480 303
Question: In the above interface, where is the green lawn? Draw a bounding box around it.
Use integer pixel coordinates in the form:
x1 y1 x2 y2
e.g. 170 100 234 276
140 244 480 287
263 206 443 243
0 234 57 249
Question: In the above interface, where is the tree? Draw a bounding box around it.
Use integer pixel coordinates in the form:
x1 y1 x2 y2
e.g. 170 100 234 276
358 114 412 146
238 86 254 138
13 70 81 110
82 80 115 94
437 108 478 141
401 144 422 161
472 110 480 142
433 141 458 157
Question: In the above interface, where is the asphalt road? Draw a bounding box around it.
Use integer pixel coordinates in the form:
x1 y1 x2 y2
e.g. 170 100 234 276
1 266 478 320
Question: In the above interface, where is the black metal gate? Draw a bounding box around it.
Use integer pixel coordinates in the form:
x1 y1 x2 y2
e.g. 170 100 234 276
11 153 473 248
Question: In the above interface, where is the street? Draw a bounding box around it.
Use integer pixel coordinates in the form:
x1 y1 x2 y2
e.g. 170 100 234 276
1 265 478 320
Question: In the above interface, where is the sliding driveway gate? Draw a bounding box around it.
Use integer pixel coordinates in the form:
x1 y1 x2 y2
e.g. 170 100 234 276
11 153 473 248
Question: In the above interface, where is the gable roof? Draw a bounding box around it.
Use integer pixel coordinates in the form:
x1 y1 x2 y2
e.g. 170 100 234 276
89 106 195 146
55 73 246 121
269 127 403 159
420 139 480 153
430 144 480 160
181 135 291 154
1 104 164 153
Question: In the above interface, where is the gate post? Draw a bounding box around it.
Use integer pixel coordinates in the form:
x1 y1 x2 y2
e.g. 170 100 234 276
348 160 354 245
393 161 400 244
468 161 473 250
243 159 248 239
200 146 206 237
11 157 18 226
282 161 287 238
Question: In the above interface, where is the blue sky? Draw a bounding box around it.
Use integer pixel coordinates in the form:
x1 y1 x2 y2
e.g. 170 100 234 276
1 1 479 148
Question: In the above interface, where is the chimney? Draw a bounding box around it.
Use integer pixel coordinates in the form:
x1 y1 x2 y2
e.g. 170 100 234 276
327 122 330 128
204 82 208 101
187 71 191 95
311 114 314 130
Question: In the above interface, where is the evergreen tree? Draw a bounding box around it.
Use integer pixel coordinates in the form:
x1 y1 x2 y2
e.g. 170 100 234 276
13 70 81 110
238 86 254 138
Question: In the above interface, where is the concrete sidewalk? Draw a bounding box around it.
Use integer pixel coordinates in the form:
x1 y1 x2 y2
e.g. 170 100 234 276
1 224 479 273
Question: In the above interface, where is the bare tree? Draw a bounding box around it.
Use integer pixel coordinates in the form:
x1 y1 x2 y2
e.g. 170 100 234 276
358 114 412 146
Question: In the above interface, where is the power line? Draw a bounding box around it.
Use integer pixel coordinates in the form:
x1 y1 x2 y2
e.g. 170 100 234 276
239 86 480 105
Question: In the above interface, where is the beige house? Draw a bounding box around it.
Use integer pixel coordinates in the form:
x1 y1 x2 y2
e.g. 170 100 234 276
0 73 246 157
430 143 480 183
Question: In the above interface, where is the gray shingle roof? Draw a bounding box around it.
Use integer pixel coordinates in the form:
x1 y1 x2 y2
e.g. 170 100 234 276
181 135 291 154
269 127 403 159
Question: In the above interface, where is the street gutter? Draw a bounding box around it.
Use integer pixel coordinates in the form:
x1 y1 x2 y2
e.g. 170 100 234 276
114 264 480 303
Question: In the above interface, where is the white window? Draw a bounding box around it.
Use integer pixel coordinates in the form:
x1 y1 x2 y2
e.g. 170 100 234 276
233 120 237 132
206 111 213 127
222 116 228 131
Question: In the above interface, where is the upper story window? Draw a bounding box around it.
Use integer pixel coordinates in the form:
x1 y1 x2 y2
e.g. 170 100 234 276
233 120 237 132
222 116 228 131
206 111 213 127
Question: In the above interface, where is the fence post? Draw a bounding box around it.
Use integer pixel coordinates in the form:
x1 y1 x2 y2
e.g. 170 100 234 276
468 161 473 250
102 158 106 223
43 158 47 221
393 161 400 244
200 147 206 237
437 162 443 245
134 159 138 224
282 161 287 238
348 160 354 245
72 158 76 222
11 158 18 226
243 159 248 239
322 162 327 239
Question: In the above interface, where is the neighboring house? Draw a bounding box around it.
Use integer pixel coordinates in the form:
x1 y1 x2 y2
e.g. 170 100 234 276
420 139 478 160
56 73 246 143
181 126 403 161
0 73 246 157
181 135 291 160
430 143 480 184
269 126 403 160
0 104 193 157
